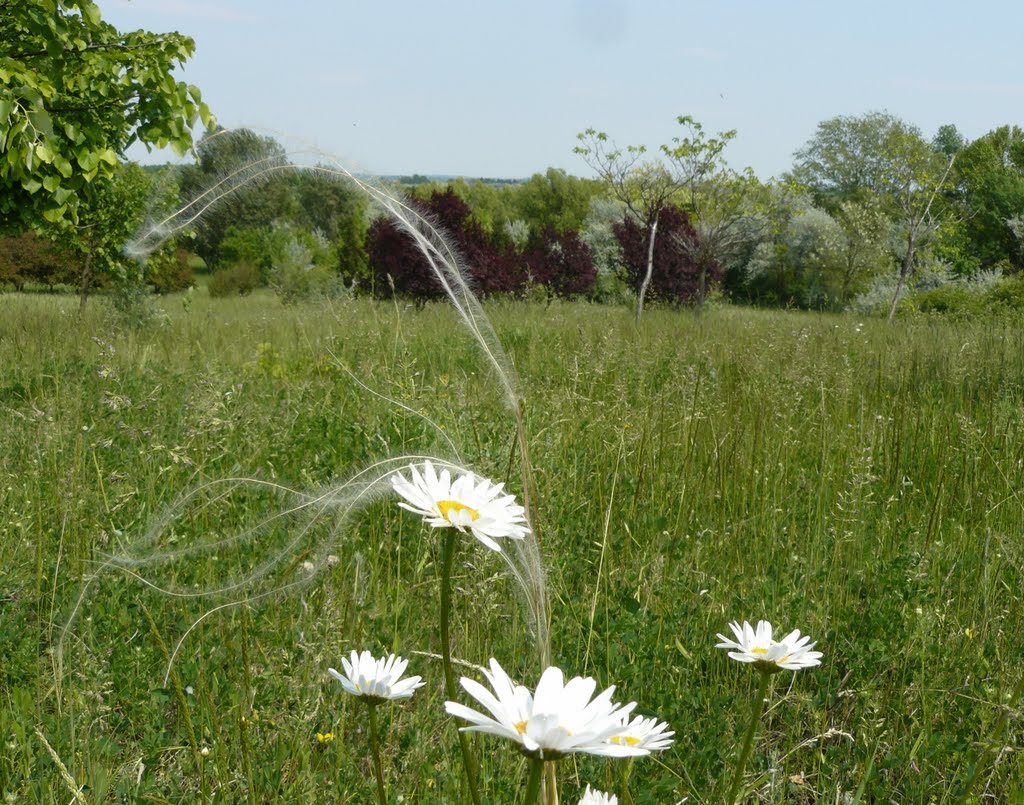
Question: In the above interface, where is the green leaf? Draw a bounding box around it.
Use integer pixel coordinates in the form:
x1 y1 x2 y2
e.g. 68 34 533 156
42 174 60 192
34 142 54 163
0 99 12 122
54 154 73 178
82 3 102 27
21 177 42 194
41 204 66 223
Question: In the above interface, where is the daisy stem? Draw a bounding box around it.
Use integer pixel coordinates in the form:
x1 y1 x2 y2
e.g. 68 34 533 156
727 670 770 805
619 757 634 805
366 703 387 805
440 528 483 805
523 757 546 805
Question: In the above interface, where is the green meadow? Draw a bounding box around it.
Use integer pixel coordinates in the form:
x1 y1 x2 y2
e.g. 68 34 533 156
2 293 1023 802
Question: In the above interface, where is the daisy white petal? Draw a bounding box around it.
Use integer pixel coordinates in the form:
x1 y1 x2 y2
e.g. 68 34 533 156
391 460 530 552
445 658 653 761
607 713 675 752
579 785 618 805
715 619 823 673
328 650 424 703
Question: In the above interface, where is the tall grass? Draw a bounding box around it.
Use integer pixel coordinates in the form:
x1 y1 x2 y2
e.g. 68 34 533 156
1 293 1023 801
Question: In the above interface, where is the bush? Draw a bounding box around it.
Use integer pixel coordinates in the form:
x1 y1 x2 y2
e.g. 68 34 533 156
106 280 165 330
147 246 195 294
522 227 597 299
0 231 76 290
614 206 714 305
208 261 261 297
368 188 524 299
272 261 343 304
900 284 986 317
986 275 1024 311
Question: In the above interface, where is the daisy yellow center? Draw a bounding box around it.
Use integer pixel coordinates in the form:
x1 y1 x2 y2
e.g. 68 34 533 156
610 735 641 746
751 646 769 655
514 720 528 735
438 500 480 522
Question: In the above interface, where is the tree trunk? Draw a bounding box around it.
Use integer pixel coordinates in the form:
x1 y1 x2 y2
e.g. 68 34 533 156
79 250 94 312
697 259 707 313
887 237 914 321
634 211 660 325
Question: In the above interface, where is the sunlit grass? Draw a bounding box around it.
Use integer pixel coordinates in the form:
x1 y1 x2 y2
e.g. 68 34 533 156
1 292 1023 801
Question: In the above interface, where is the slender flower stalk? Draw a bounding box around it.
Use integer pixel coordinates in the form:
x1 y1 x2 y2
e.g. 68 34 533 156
524 757 546 805
328 651 423 805
716 620 822 804
727 669 770 805
366 703 388 805
440 528 483 805
392 460 534 804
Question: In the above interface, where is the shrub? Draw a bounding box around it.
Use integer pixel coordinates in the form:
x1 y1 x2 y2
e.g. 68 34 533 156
522 226 597 299
147 247 195 294
369 188 524 299
208 261 261 297
613 206 713 305
900 284 986 316
986 275 1024 311
0 231 76 290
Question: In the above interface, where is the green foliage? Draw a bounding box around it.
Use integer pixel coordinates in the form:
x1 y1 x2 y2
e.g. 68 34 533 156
741 193 892 309
898 273 1024 317
56 161 154 304
178 128 295 266
898 283 988 317
218 225 277 280
269 228 344 305
0 0 212 229
987 273 1024 309
952 125 1024 270
146 246 195 294
792 112 945 213
207 261 260 297
0 230 75 289
293 170 369 284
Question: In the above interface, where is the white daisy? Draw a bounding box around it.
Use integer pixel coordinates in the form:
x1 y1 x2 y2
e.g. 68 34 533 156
444 658 642 760
579 785 618 805
715 620 823 672
391 460 530 552
607 713 674 752
328 651 424 703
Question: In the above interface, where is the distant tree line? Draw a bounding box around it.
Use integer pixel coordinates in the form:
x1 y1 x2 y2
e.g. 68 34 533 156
3 113 1023 316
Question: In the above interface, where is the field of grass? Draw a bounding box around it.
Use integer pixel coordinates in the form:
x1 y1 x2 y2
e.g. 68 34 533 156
2 292 1023 803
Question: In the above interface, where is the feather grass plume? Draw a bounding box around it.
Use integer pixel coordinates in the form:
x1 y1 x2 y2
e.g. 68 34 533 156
62 132 551 685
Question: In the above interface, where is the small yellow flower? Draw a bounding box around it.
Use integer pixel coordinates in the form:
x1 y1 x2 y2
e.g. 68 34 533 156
316 731 335 744
965 627 976 640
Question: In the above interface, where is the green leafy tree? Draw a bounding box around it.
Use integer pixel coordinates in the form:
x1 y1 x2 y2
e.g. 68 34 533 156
58 161 152 307
0 0 212 228
513 168 602 234
663 116 772 309
575 128 688 322
178 127 295 266
793 112 955 318
293 169 369 285
952 125 1024 270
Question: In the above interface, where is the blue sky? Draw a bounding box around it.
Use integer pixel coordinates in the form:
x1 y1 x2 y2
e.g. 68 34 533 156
105 0 1024 180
